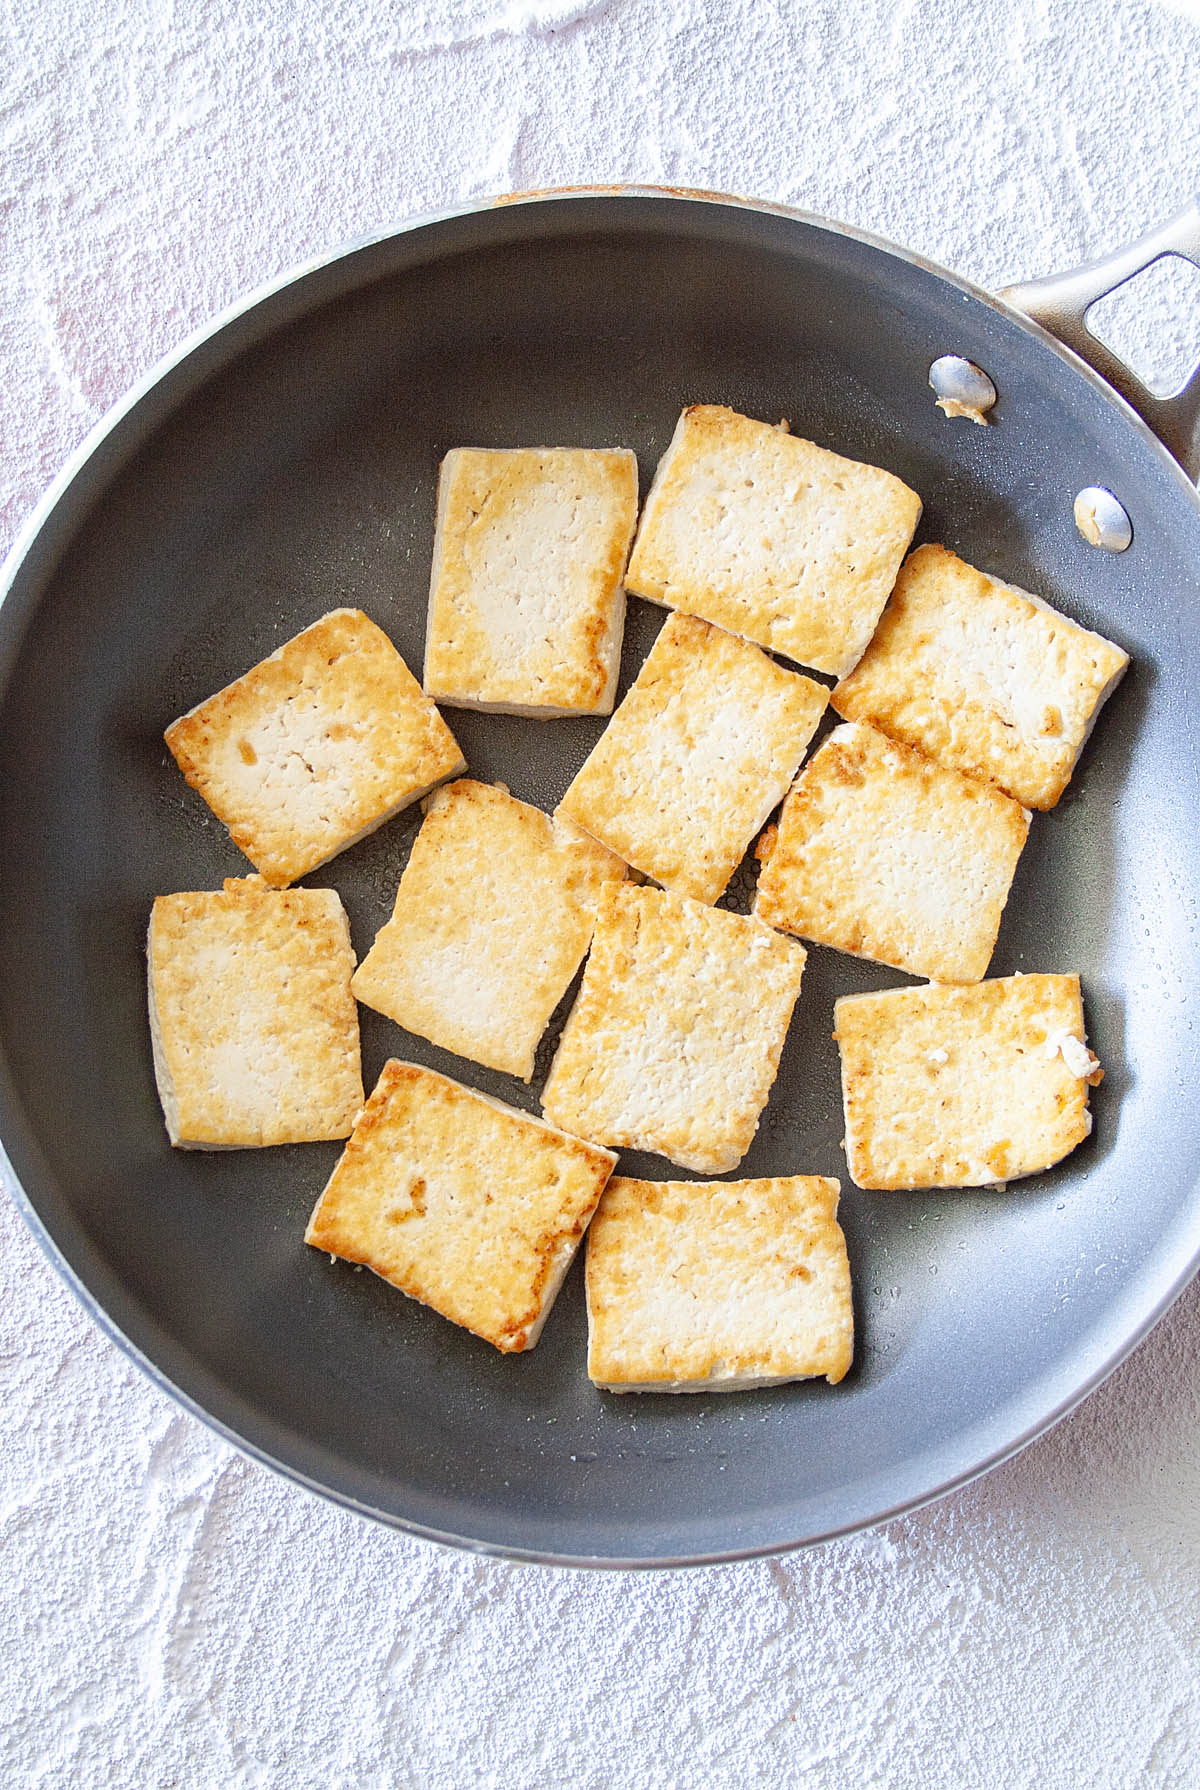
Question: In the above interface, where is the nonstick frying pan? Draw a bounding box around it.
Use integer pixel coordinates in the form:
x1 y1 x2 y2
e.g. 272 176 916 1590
2 189 1199 1567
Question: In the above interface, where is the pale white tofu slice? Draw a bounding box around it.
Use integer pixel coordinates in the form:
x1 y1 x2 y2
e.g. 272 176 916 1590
424 446 639 716
147 876 363 1148
304 1060 616 1353
351 779 625 1080
165 609 465 887
832 543 1129 809
624 405 922 676
586 1174 853 1392
558 611 828 904
541 883 807 1175
834 973 1102 1190
754 720 1030 983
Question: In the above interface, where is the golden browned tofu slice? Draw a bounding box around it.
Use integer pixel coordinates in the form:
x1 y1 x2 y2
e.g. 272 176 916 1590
754 721 1030 983
558 612 828 904
305 1061 616 1353
541 883 807 1174
624 405 922 676
424 447 639 716
586 1174 853 1391
351 780 625 1080
165 609 465 887
834 974 1102 1190
832 544 1129 809
147 876 363 1148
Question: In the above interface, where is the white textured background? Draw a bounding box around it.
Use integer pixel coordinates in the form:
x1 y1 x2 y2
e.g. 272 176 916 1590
3 2 1200 1785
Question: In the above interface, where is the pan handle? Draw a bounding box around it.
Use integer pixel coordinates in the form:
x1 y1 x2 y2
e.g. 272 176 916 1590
1001 200 1200 482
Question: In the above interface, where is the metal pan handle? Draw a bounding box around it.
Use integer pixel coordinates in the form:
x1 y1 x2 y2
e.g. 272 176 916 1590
1001 200 1200 482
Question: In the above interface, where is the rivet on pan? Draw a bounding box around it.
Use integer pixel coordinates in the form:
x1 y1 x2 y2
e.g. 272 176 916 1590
1073 487 1132 553
928 355 997 424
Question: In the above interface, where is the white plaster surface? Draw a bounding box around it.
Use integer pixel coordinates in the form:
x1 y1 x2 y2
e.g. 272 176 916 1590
2 1 1200 1784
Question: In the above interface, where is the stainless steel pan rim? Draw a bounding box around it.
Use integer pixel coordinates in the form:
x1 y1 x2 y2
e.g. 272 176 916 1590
4 185 1198 636
5 1128 1199 1572
2 185 1198 1568
9 183 1200 673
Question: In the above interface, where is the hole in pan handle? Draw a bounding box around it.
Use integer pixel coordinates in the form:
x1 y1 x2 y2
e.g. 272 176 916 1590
1001 197 1200 484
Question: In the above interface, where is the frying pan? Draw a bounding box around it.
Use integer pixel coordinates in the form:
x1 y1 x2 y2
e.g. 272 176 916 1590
2 189 1199 1568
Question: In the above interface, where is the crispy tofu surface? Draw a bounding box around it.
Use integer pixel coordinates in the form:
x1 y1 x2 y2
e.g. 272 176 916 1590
541 883 807 1174
625 405 922 676
754 720 1030 982
586 1174 853 1391
305 1061 616 1352
351 780 625 1079
165 609 465 886
832 544 1129 809
147 875 363 1148
834 973 1099 1189
424 446 638 715
559 611 828 903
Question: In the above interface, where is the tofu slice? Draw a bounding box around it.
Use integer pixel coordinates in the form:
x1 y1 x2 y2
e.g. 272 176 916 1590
834 974 1102 1190
558 612 828 905
624 405 922 676
831 543 1130 809
586 1174 853 1392
423 446 639 716
541 883 807 1174
165 609 465 887
754 720 1030 983
305 1060 616 1352
147 876 363 1148
351 780 626 1080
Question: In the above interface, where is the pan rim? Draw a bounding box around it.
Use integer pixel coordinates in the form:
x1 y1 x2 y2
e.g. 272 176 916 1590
5 1110 1199 1570
5 184 1197 626
2 185 1199 1568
